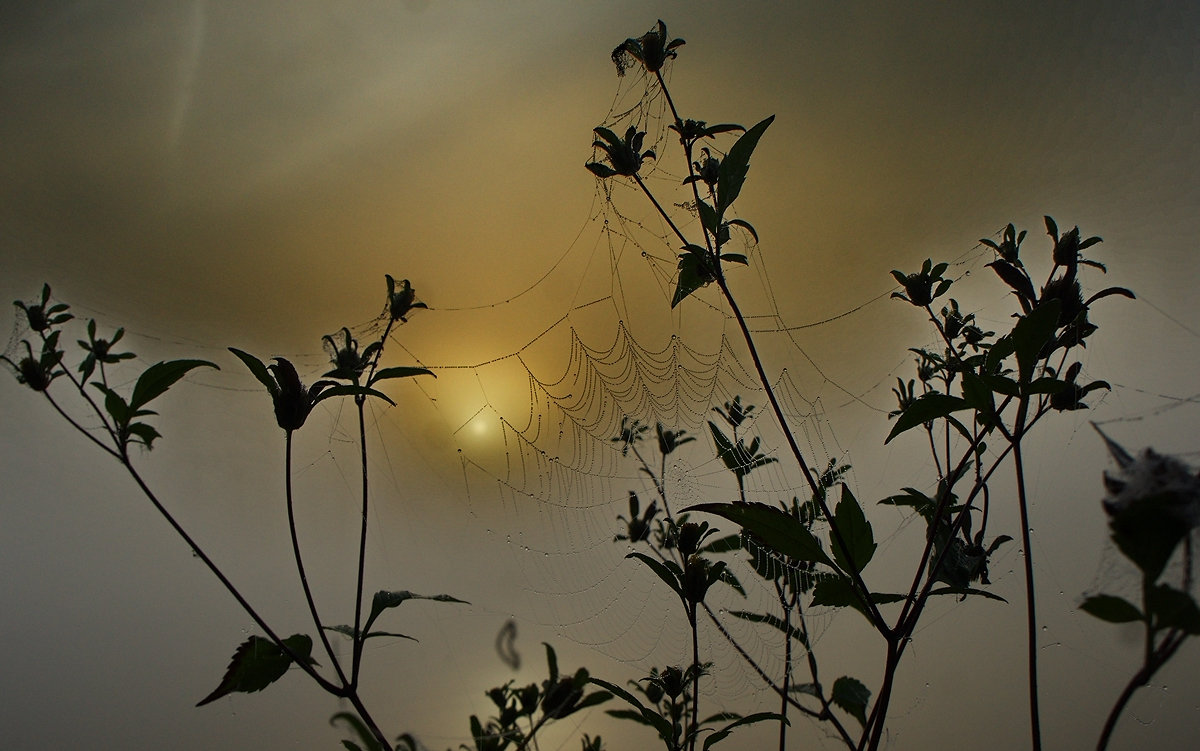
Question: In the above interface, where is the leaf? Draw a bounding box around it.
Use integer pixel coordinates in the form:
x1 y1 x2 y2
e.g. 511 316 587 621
627 552 683 602
323 624 417 642
831 676 871 727
1148 585 1200 634
716 115 775 216
672 253 710 308
987 260 1036 307
811 576 905 623
885 393 970 444
312 384 397 407
702 712 786 750
1108 493 1191 582
363 590 467 635
696 200 720 236
129 359 218 410
125 422 163 449
684 502 835 569
725 218 758 243
830 485 877 574
727 610 808 646
1080 594 1143 624
586 162 618 178
368 366 434 387
927 586 1008 603
1012 300 1061 383
699 533 741 555
591 677 675 739
228 348 277 394
196 634 314 706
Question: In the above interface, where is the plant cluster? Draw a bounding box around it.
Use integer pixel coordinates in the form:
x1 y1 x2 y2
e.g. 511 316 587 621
4 17 1194 751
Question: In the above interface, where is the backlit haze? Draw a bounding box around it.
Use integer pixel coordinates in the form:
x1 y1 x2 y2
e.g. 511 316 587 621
2 2 1198 749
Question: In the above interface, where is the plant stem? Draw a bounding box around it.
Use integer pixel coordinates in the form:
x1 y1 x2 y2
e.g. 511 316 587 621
1011 402 1043 751
351 401 370 686
716 274 886 632
1096 628 1187 750
689 602 701 751
118 456 342 694
284 431 351 688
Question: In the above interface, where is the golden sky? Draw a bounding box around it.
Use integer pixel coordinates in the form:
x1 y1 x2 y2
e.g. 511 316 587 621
2 2 1198 749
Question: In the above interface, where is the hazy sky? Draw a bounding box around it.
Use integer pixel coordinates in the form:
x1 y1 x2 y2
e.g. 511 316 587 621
2 2 1198 749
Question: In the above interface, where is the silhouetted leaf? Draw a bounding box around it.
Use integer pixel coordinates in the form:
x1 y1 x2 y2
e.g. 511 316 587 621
725 218 758 244
323 624 417 642
129 360 218 410
831 676 870 727
811 576 905 622
197 634 314 706
885 394 970 444
312 383 396 407
673 253 712 308
591 677 674 738
1148 585 1200 634
727 610 808 646
1109 493 1191 582
1012 300 1061 383
228 348 277 394
702 712 786 750
363 590 468 635
831 485 876 574
685 501 835 569
1080 594 1143 624
716 115 774 215
627 552 683 602
927 586 1007 603
368 366 434 387
987 260 1036 308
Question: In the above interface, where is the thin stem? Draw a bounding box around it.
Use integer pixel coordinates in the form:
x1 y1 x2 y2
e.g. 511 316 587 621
716 274 886 632
351 401 370 686
689 602 700 751
1096 629 1188 750
121 457 341 694
861 637 900 751
1011 401 1043 751
634 174 690 248
776 582 791 751
42 391 121 460
284 431 351 688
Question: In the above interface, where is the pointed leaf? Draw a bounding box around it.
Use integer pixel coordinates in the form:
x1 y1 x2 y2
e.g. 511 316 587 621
364 590 468 635
590 677 675 739
228 348 277 394
1012 301 1061 383
717 115 774 215
685 502 835 569
312 384 397 407
130 359 218 410
885 394 970 444
672 253 711 308
368 366 434 387
927 586 1008 603
725 218 758 243
1080 594 1143 624
811 576 905 623
830 485 876 574
727 610 808 646
702 712 786 750
626 552 683 602
196 634 313 706
831 676 870 727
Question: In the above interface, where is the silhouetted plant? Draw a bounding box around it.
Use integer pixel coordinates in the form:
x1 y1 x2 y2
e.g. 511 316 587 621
1085 427 1199 750
3 276 472 751
587 19 1139 751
